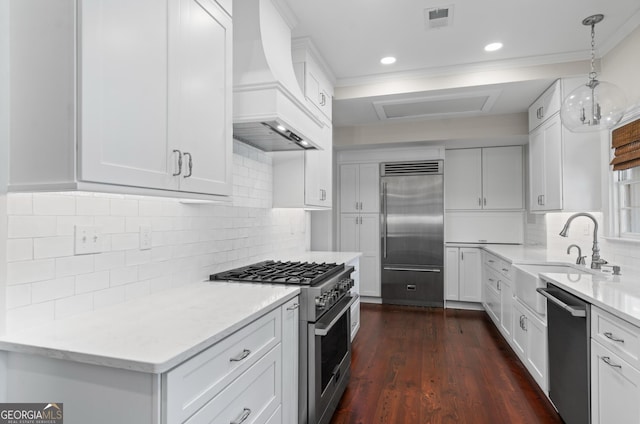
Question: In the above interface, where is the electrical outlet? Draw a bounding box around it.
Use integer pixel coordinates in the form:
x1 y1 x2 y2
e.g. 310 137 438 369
140 226 152 250
75 225 101 255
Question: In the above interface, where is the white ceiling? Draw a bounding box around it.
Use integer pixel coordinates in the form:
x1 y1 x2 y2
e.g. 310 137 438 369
281 0 640 127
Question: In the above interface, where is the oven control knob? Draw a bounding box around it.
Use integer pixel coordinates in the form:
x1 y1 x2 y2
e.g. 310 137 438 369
315 297 326 309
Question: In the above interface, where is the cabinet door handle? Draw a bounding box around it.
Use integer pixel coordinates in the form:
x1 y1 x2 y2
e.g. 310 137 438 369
604 332 625 343
540 106 544 119
602 356 622 369
172 149 183 176
497 280 501 291
461 252 464 261
478 197 482 206
287 303 300 311
355 201 359 210
183 152 193 178
229 349 251 362
359 201 363 210
230 408 252 424
540 194 545 206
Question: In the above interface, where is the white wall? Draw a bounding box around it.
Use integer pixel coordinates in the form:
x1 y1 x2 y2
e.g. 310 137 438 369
602 25 640 110
3 142 308 332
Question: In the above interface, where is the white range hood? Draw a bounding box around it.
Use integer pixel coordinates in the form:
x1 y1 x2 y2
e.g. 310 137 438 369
233 0 323 151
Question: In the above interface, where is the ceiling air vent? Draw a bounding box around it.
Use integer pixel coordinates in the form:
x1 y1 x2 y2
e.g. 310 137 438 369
424 6 453 30
381 160 443 176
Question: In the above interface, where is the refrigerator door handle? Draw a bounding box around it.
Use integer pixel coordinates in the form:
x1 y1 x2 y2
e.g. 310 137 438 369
383 266 441 273
382 181 388 258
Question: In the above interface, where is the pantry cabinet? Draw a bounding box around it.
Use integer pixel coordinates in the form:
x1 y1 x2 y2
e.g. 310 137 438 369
445 247 481 302
445 146 523 210
340 214 380 297
527 79 601 212
9 0 232 199
339 163 380 213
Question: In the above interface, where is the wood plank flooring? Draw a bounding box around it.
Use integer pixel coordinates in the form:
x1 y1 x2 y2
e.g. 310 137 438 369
330 303 563 424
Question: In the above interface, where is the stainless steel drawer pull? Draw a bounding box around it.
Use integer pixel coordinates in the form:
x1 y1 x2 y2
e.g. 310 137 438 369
229 349 251 362
602 356 622 369
502 268 509 272
231 408 251 424
173 149 183 176
604 332 625 343
287 303 300 311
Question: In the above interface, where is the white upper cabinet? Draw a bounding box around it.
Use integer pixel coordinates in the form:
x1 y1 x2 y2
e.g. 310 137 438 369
339 163 380 213
10 0 232 198
292 38 335 123
528 80 562 132
527 79 601 212
445 146 523 211
272 124 333 209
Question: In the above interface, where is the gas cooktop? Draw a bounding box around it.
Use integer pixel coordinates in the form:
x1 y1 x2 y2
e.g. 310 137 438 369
209 260 345 286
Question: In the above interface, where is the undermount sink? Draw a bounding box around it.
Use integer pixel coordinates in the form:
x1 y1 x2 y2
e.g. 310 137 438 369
513 264 593 315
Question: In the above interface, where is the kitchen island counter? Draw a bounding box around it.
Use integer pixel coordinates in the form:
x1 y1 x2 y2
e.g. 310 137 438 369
0 282 299 373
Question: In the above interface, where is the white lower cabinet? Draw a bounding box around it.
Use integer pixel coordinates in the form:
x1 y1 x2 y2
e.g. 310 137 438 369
482 253 513 341
512 299 548 392
348 257 361 341
445 247 481 302
591 340 640 424
591 305 640 424
4 299 299 424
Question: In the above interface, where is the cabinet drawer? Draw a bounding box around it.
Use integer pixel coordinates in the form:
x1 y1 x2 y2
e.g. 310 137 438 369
592 306 640 369
484 253 501 271
484 267 501 296
164 308 282 424
484 253 512 280
184 344 282 424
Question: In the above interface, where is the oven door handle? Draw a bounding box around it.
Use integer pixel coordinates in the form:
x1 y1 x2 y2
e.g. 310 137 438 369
314 294 359 336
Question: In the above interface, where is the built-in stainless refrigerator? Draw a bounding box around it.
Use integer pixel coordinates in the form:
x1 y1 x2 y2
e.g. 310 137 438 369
380 160 444 307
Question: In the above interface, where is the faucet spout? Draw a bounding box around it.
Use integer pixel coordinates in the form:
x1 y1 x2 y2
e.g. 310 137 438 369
559 213 606 269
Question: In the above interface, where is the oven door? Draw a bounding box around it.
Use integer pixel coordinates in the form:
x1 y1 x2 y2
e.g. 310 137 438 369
308 294 358 424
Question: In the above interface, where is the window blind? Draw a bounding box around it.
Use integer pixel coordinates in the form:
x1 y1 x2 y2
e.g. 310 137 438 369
611 119 640 171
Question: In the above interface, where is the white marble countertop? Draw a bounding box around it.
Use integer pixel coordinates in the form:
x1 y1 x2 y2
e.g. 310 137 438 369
0 282 299 374
483 244 640 328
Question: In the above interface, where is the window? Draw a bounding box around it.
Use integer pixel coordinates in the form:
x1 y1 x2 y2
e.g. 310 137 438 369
617 167 640 237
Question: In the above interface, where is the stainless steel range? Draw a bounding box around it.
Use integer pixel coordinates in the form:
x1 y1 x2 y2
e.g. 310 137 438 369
210 260 357 424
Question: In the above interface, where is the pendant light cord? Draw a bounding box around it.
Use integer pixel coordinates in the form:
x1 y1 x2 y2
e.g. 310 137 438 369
589 22 597 82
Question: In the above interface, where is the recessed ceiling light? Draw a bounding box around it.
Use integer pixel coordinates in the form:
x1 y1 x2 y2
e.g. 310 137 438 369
484 42 503 52
380 56 396 65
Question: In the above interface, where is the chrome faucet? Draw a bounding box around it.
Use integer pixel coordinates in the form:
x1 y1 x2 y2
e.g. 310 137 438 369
559 212 607 270
567 244 586 265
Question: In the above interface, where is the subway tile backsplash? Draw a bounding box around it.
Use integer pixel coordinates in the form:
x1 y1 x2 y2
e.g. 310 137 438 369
4 141 308 331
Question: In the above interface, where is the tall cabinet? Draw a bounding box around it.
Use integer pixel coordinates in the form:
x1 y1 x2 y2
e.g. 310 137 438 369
9 0 232 198
339 163 380 297
527 79 601 212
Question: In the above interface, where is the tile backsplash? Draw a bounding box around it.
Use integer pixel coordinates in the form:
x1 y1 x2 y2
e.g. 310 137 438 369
4 142 308 331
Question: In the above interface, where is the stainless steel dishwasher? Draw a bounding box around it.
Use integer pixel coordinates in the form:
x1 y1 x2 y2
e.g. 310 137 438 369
537 283 591 424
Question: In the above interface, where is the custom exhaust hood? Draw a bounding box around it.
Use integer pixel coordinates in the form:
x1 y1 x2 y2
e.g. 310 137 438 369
233 0 323 151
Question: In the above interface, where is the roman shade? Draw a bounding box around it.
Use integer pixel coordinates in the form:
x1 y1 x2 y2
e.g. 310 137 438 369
611 118 640 171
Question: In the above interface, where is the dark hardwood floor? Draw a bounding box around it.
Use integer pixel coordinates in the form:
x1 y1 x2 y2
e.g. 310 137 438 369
330 303 563 424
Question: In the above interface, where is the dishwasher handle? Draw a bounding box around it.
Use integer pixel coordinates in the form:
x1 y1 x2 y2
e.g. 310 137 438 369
536 287 587 317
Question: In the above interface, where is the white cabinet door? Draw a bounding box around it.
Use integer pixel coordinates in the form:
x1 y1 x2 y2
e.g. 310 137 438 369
459 248 481 302
339 214 359 251
512 301 528 359
482 146 523 210
305 125 332 207
173 0 232 196
499 278 513 340
445 248 460 301
80 0 176 191
282 297 299 424
444 149 483 210
358 163 380 213
339 165 359 213
592 340 640 424
526 310 548 392
529 114 563 211
359 214 380 297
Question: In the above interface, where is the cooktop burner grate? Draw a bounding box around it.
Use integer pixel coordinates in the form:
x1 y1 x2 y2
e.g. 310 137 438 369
209 260 344 286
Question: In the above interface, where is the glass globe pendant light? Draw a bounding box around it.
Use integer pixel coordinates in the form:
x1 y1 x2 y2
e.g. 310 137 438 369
560 14 626 133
